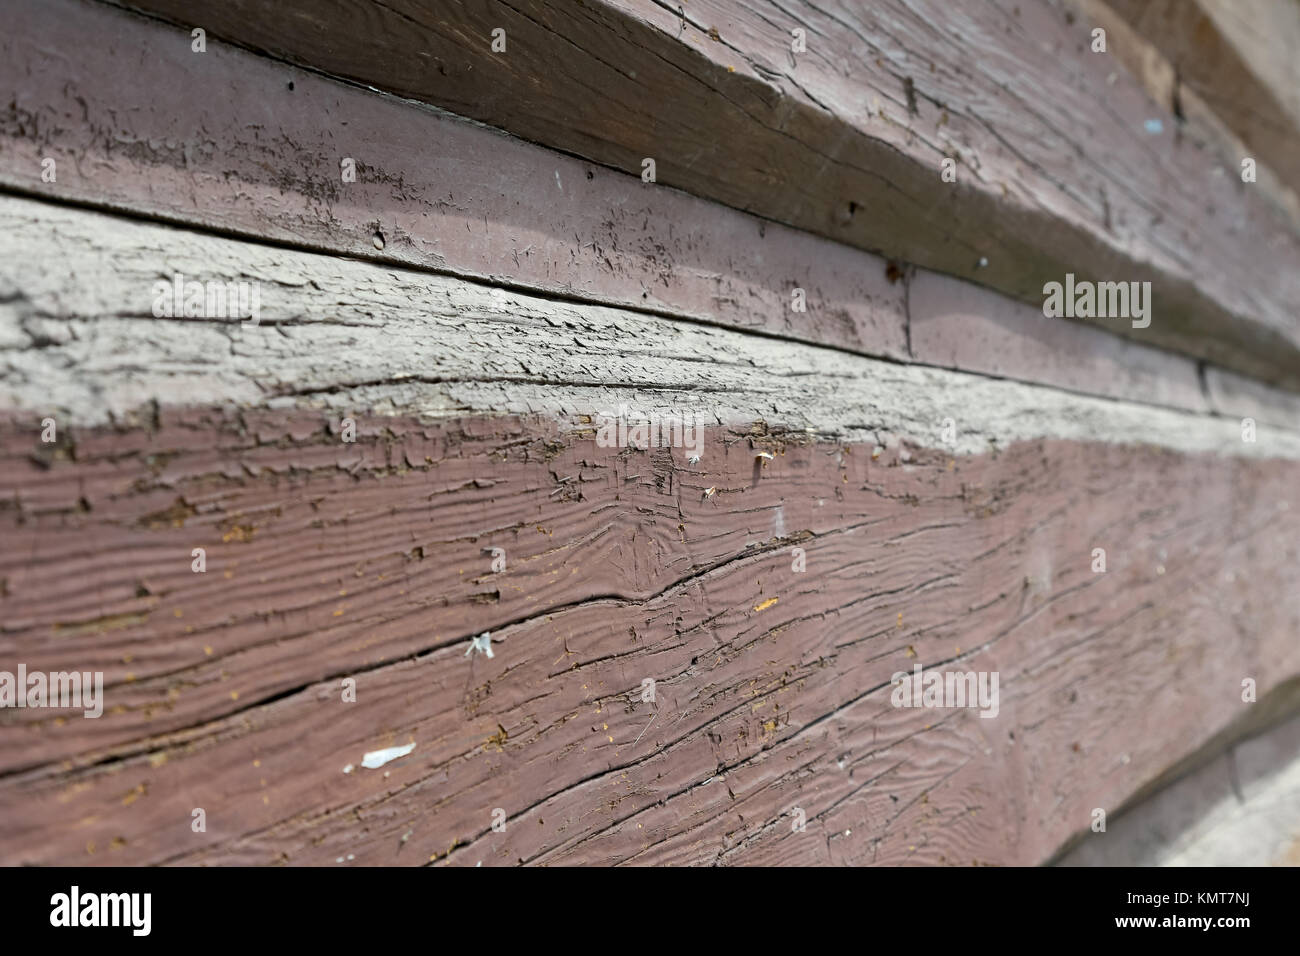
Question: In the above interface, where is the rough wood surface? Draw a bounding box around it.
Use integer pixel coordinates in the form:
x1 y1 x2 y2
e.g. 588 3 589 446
908 270 1208 413
1102 0 1300 216
1073 0 1300 229
100 0 1300 389
4 0 1261 416
0 0 1271 426
3 195 1300 866
3 194 1297 458
1 0 908 363
1059 688 1300 866
2 409 1298 866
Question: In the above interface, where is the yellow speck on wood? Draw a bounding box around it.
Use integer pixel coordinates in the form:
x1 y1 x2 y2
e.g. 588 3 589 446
485 725 509 752
148 753 167 768
229 691 239 700
253 759 261 768
173 609 183 619
203 645 213 655
753 597 779 612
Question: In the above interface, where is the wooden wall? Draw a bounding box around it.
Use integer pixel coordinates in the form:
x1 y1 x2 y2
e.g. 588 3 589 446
2 0 1299 865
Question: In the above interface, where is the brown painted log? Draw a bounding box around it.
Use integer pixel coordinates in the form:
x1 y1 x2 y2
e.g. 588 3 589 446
2 407 1298 866
95 0 1300 389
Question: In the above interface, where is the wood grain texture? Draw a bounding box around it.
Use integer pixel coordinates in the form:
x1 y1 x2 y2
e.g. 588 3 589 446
98 0 1300 389
2 195 1300 866
2 408 1298 865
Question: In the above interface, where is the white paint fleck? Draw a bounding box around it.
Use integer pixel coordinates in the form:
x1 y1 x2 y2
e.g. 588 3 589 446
342 763 354 774
361 742 415 769
554 170 562 191
465 632 494 659
1144 118 1164 134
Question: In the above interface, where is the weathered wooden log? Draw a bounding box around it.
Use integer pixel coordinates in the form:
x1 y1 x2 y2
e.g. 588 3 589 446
2 196 1299 865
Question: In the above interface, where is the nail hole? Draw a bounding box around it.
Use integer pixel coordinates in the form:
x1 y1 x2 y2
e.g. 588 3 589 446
287 80 295 92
